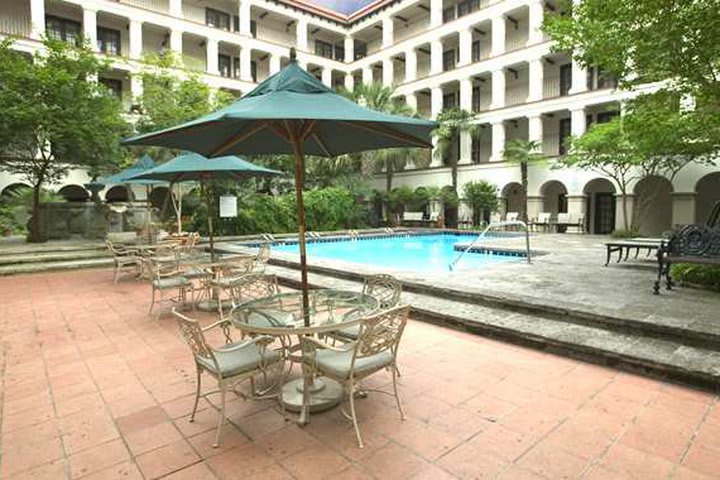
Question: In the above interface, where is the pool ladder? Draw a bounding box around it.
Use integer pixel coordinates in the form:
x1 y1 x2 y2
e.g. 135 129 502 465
449 220 532 271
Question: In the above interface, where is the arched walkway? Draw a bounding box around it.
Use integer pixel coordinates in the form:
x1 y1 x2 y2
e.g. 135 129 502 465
1 183 31 198
696 172 720 225
58 185 89 202
583 178 616 234
501 182 523 216
634 175 673 235
105 186 130 202
540 180 568 214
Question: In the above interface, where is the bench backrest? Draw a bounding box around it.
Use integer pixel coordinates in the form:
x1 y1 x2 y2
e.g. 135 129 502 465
665 225 720 258
537 212 551 223
556 213 573 224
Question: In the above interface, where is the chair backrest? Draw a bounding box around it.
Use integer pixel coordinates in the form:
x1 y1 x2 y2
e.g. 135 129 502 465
228 273 280 307
353 305 410 364
222 255 255 276
363 274 401 310
255 244 271 265
506 212 519 222
173 310 215 363
557 212 572 224
537 212 551 223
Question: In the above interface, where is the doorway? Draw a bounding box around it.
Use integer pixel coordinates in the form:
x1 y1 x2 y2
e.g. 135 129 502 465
594 193 615 234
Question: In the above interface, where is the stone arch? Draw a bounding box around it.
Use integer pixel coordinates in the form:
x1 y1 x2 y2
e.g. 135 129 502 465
583 178 616 234
105 185 130 202
1 183 32 198
500 182 523 216
58 185 89 202
540 180 568 214
149 186 173 210
695 172 720 225
633 175 673 235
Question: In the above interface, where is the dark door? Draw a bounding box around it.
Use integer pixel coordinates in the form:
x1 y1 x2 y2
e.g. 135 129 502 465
594 193 616 234
560 64 572 96
558 118 572 155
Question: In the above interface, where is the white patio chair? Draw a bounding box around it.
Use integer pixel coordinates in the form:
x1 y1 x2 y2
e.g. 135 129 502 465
173 310 282 447
302 305 410 448
105 239 141 283
149 259 192 318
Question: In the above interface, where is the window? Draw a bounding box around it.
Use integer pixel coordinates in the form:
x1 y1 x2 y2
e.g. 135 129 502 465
559 63 572 96
206 8 230 31
334 44 345 62
469 0 481 12
443 6 456 23
559 117 571 155
233 15 239 32
314 40 334 59
472 86 481 112
218 54 231 78
471 134 481 163
251 60 257 82
443 49 456 71
233 56 240 79
471 40 481 62
597 111 619 124
250 20 257 38
354 41 367 60
443 92 457 110
457 1 470 17
100 78 122 98
97 27 121 56
46 16 81 45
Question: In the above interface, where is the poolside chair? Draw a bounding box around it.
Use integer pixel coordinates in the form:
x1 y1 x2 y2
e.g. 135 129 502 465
302 305 410 448
253 243 271 272
149 259 192 318
173 310 282 447
533 212 552 232
212 272 282 318
105 240 141 283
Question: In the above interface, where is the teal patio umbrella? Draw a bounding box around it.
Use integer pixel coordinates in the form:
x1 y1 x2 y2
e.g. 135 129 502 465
129 153 280 256
123 50 437 325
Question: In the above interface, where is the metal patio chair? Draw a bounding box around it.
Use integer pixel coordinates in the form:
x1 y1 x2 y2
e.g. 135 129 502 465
105 239 141 283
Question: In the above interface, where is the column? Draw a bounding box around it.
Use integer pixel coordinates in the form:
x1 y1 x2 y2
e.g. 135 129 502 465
130 74 143 101
382 59 394 85
458 28 472 66
30 0 45 40
672 193 697 226
169 30 183 54
490 121 505 162
431 86 444 166
527 196 543 221
570 107 586 136
344 36 354 62
362 66 373 85
238 0 251 35
490 68 505 109
567 195 587 222
405 49 417 82
569 59 588 94
528 115 543 147
240 47 252 81
83 8 97 51
527 0 544 45
129 20 143 60
430 0 443 27
382 18 394 48
296 19 308 51
430 39 443 74
491 16 505 57
269 54 281 75
405 92 417 111
321 67 332 87
344 73 354 91
169 0 183 17
527 57 544 102
206 39 219 75
459 78 473 164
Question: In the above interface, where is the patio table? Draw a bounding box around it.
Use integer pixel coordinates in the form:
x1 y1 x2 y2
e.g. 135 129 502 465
230 289 379 424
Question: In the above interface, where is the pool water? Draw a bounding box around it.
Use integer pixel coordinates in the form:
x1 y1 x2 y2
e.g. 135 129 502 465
273 234 521 273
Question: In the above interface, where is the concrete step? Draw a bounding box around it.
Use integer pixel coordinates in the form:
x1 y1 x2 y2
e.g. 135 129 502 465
0 258 113 276
266 264 720 390
0 250 110 266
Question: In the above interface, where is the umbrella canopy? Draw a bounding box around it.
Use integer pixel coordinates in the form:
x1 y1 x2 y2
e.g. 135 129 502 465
100 154 165 185
123 51 437 325
129 153 281 256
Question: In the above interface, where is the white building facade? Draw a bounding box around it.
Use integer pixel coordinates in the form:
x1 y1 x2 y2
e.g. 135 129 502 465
0 0 718 234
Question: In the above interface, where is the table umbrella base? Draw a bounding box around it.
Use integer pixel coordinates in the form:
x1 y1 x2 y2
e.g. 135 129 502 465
281 377 343 415
196 299 233 312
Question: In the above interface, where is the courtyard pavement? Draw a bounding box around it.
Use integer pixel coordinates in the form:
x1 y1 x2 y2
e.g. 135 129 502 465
1 269 719 480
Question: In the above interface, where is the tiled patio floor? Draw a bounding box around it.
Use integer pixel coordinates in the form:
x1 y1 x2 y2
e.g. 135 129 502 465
1 269 718 480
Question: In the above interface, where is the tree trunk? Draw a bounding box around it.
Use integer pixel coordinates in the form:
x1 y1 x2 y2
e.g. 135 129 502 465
451 159 458 192
385 159 393 192
620 187 630 231
520 161 528 223
29 183 43 243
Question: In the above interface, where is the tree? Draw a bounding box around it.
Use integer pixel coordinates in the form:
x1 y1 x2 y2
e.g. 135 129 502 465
135 53 237 162
559 119 642 231
543 0 720 159
433 108 478 191
502 139 544 223
341 83 426 192
463 181 500 227
0 38 129 242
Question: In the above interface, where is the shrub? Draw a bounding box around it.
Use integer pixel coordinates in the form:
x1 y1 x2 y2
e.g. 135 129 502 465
611 228 640 238
463 181 500 226
670 264 720 292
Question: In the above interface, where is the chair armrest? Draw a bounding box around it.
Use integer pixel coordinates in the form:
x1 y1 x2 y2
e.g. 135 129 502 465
302 335 353 353
202 319 232 332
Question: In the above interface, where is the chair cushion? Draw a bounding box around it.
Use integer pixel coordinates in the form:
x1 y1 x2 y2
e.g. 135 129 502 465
314 348 393 379
332 324 360 340
152 276 190 289
197 341 280 377
184 267 210 279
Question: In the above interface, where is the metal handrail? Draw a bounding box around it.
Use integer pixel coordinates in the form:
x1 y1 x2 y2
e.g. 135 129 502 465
449 220 532 271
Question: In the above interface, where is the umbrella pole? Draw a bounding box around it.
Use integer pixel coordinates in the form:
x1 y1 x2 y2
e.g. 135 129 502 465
202 180 215 260
291 136 310 327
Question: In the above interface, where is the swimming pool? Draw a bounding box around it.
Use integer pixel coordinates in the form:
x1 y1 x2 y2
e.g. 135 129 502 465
272 233 523 273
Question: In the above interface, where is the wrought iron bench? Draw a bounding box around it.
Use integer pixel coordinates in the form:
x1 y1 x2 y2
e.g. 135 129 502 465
653 225 720 294
605 238 662 266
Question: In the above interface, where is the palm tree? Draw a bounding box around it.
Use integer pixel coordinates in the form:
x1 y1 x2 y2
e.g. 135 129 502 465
340 83 427 192
502 139 545 223
433 108 478 191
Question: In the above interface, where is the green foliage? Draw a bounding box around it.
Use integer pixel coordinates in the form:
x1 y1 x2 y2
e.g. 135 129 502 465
433 108 478 189
463 181 500 226
0 38 129 241
671 264 720 292
0 187 62 235
387 186 415 213
610 228 640 239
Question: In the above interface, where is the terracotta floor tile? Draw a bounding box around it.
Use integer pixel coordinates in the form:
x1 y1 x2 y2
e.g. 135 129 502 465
392 423 465 461
6 459 69 480
682 443 720 477
672 466 717 480
135 439 200 479
162 461 219 480
360 443 430 480
124 421 184 456
205 443 278 479
79 461 143 480
69 438 130 479
516 441 590 479
333 465 376 480
255 423 320 459
240 464 294 480
436 443 509 480
279 444 350 480
599 443 675 479
407 464 459 480
115 405 168 435
1 436 65 478
188 425 249 458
